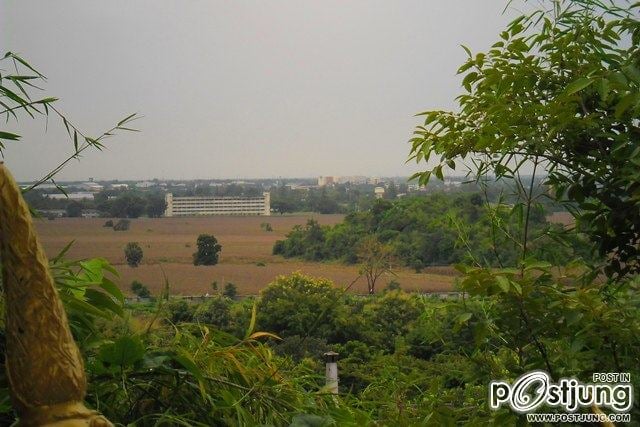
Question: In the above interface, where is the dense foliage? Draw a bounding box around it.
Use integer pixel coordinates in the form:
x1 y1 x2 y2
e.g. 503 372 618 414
193 234 222 266
409 0 640 280
274 193 590 271
141 271 640 424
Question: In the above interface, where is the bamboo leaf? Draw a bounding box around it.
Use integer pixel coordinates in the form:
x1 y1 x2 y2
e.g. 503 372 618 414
248 331 281 341
565 77 595 95
0 131 20 141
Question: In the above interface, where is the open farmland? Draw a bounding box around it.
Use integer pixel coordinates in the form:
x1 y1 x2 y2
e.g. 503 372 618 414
35 215 456 296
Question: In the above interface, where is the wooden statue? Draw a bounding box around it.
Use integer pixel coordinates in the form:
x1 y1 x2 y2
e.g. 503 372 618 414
0 164 112 426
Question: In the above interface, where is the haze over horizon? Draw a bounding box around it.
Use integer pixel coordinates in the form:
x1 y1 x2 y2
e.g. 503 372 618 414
2 1 519 182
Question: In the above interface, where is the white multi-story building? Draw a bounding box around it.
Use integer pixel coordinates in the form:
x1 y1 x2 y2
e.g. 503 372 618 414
81 182 104 192
164 193 270 217
136 181 157 188
46 192 95 200
336 175 368 185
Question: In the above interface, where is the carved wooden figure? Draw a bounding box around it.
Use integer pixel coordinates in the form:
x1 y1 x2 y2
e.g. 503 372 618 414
0 164 112 426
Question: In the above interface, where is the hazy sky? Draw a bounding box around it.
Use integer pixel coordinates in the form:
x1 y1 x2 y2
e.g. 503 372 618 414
2 1 519 181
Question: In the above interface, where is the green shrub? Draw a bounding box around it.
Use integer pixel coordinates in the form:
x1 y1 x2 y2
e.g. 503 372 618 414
113 219 130 231
272 240 285 255
165 299 194 323
362 290 423 352
124 242 143 267
385 280 401 292
193 296 232 330
257 272 344 341
223 282 237 299
130 280 151 298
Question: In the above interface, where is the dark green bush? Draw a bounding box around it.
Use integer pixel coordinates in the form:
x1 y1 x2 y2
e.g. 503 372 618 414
165 299 194 323
193 296 232 330
113 219 130 231
130 280 151 298
124 242 143 267
223 282 237 299
193 234 222 266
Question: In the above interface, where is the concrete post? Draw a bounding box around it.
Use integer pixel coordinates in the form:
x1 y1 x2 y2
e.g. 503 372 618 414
324 351 339 394
164 192 173 217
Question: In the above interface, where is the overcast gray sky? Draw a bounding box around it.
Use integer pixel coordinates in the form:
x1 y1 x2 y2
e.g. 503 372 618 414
2 1 519 181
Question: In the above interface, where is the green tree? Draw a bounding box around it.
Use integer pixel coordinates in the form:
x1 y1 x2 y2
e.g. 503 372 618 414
193 234 222 266
405 2 640 421
109 193 146 218
146 194 167 218
357 236 394 295
384 182 397 200
362 290 423 352
66 200 83 217
130 280 151 298
165 299 194 323
257 272 343 340
222 283 238 299
193 296 232 329
409 0 640 281
271 198 298 215
124 242 143 267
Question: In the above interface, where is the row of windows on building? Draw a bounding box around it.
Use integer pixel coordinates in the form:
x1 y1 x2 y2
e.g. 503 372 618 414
164 193 271 216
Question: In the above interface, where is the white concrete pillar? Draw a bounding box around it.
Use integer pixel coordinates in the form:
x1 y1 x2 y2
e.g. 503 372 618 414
324 351 339 394
164 192 173 217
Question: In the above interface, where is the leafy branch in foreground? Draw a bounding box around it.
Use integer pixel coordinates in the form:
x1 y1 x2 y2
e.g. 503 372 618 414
0 51 138 193
409 1 640 281
408 0 640 418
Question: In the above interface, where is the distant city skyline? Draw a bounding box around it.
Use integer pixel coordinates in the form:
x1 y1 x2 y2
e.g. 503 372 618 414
18 174 475 185
2 1 521 182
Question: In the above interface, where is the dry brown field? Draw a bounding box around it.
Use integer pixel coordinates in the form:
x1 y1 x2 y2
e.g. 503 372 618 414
547 211 574 226
35 215 456 296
